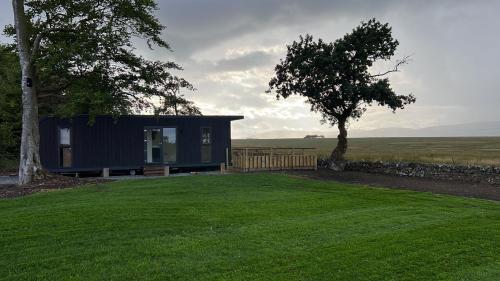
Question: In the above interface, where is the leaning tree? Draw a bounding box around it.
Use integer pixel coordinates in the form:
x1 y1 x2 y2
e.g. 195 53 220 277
8 0 193 184
268 19 416 170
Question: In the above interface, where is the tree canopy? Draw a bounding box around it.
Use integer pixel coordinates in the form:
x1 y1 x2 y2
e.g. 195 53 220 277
0 44 22 161
4 0 196 119
153 77 202 116
268 19 416 169
6 0 200 183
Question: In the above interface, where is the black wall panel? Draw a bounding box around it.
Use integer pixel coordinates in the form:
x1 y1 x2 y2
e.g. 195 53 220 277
39 115 242 172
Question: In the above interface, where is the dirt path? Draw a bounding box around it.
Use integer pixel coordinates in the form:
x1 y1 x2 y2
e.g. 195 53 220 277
0 176 17 185
288 169 500 201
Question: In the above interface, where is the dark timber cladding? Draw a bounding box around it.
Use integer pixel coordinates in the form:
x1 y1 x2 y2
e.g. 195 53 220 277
39 115 243 172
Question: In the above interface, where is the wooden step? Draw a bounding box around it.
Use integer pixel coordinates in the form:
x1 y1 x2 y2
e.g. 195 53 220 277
144 166 167 176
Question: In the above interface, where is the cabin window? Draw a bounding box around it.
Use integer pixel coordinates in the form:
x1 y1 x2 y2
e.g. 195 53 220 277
144 127 177 164
162 128 177 163
201 127 212 163
59 127 72 168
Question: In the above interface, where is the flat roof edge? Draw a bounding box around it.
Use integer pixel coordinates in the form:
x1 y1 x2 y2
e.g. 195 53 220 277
40 114 244 121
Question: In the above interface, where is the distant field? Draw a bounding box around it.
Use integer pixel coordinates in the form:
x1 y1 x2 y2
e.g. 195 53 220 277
232 137 500 166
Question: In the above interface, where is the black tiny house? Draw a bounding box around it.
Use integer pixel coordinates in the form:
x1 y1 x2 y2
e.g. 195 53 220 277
39 115 243 173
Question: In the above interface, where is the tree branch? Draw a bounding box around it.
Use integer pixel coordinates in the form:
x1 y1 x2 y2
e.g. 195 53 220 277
369 55 411 78
38 80 70 96
30 33 43 59
37 93 62 99
31 27 78 59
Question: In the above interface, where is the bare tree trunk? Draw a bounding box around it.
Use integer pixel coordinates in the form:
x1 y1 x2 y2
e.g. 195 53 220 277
329 120 348 171
174 101 179 116
13 0 45 185
173 89 179 116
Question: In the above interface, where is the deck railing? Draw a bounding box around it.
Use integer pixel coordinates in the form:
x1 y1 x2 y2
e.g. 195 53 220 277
231 147 317 172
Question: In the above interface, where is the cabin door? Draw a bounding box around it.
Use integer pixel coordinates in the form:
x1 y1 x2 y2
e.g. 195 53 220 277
144 127 177 164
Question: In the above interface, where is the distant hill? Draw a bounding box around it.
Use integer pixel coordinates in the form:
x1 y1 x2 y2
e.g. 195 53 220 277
246 121 500 138
350 121 500 138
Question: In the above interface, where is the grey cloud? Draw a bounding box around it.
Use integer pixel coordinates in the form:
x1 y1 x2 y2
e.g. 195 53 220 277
174 50 276 75
213 51 275 72
193 80 271 109
157 0 402 58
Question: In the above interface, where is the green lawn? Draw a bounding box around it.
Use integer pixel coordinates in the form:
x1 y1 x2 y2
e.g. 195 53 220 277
233 137 500 166
1 174 500 281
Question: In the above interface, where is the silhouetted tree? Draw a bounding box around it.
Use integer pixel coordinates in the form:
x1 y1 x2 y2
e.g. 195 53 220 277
154 77 202 116
268 19 416 170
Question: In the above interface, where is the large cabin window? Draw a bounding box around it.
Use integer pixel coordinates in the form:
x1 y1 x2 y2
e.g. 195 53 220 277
59 127 72 168
144 127 177 164
201 127 212 163
163 128 177 163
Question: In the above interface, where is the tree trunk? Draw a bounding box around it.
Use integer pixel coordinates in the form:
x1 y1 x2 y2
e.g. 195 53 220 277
173 89 179 116
329 120 348 171
174 101 179 116
13 0 45 185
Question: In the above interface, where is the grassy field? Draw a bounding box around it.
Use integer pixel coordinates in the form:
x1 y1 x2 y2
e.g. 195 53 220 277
2 174 500 280
233 137 500 166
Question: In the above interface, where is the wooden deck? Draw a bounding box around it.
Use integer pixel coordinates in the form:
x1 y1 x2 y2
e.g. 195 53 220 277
231 147 317 172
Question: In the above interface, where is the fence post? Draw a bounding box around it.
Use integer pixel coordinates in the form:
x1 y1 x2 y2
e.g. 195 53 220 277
270 148 273 171
245 148 249 173
164 166 170 177
292 148 295 169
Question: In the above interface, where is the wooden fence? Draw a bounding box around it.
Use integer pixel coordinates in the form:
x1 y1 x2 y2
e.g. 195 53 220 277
231 147 317 172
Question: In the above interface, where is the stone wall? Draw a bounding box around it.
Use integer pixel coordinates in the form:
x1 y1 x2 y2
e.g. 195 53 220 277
319 159 500 185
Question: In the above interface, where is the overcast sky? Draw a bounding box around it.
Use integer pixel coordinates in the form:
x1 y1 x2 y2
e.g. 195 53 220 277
1 0 500 138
